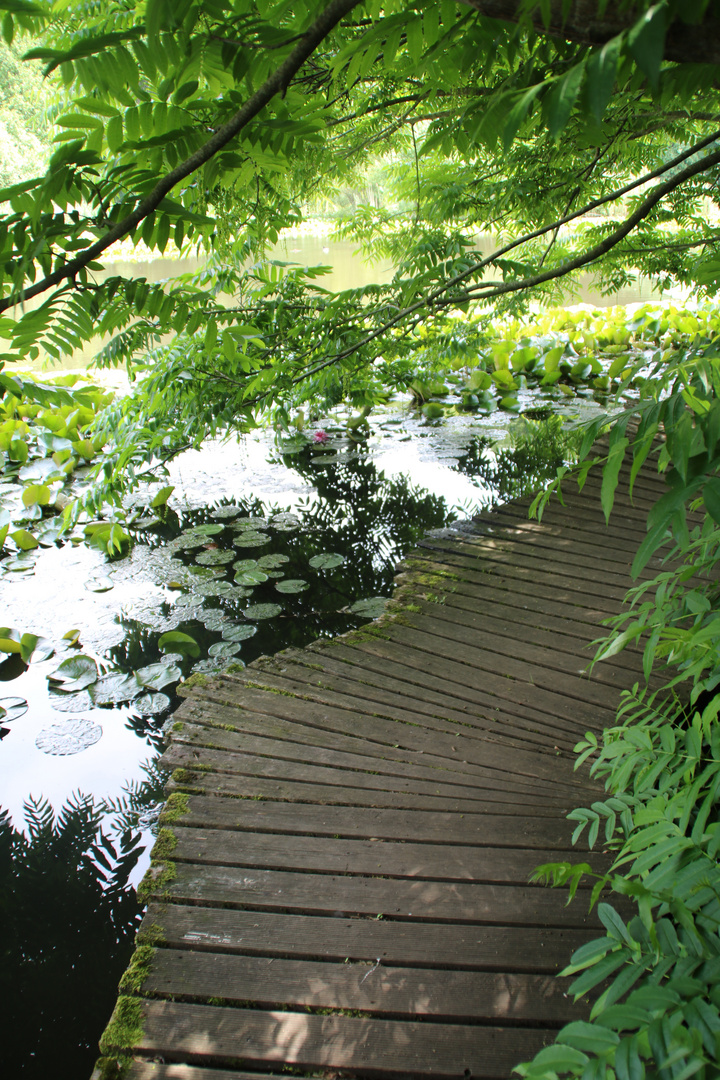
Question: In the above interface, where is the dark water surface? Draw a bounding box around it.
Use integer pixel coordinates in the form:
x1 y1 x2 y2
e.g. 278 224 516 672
0 413 576 1079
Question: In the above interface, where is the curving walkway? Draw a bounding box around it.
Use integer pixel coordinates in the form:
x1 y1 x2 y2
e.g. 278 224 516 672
94 460 667 1080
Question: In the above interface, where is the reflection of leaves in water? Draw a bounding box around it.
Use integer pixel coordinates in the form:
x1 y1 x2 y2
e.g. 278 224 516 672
0 783 155 1079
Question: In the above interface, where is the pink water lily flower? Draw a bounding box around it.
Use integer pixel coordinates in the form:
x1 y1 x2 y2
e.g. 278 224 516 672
312 430 329 444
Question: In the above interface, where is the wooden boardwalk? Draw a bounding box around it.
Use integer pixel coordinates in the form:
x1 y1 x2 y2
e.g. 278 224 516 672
95 461 666 1080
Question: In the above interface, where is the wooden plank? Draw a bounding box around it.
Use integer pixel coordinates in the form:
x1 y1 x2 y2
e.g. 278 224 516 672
164 770 573 815
120 1066 278 1080
162 744 572 811
337 635 611 731
189 684 595 789
169 826 601 883
142 949 586 1022
231 660 599 743
142 903 592 972
121 999 556 1080
164 863 597 927
170 718 577 799
167 795 590 848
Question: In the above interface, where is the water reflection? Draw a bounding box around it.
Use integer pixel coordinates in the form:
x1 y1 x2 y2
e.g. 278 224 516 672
0 765 164 1080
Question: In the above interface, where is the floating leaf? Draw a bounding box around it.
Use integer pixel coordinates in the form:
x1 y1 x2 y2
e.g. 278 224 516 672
160 652 184 665
233 532 270 548
89 672 142 705
20 634 54 664
191 523 225 536
158 631 200 657
211 504 241 519
48 654 98 691
151 485 175 508
170 534 206 551
275 578 308 594
202 609 233 631
62 628 81 645
208 641 242 658
36 718 102 756
309 553 345 570
257 553 290 569
233 558 259 572
222 624 258 642
243 603 282 620
0 696 28 722
349 596 388 619
235 569 268 586
0 627 21 653
136 662 181 690
11 528 39 551
85 575 113 592
232 516 270 530
195 549 234 566
48 688 92 713
22 483 51 507
270 513 301 531
133 692 171 716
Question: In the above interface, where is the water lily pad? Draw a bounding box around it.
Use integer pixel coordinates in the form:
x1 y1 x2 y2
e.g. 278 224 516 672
211 505 241 520
235 569 268 586
136 662 182 691
217 586 252 601
221 624 258 642
4 554 37 574
36 718 102 756
207 641 242 658
233 532 270 548
160 652 184 665
232 516 270 530
195 548 234 566
349 596 388 619
170 535 206 551
190 658 225 675
133 692 171 717
174 593 205 608
274 579 308 594
20 634 54 664
192 580 233 597
158 631 200 658
243 603 282 620
257 553 290 569
309 553 345 570
191 523 225 536
85 575 113 592
134 515 163 530
233 558 259 572
0 696 28 723
49 688 92 713
270 513 301 531
48 655 98 692
202 609 233 631
187 565 222 579
89 672 142 705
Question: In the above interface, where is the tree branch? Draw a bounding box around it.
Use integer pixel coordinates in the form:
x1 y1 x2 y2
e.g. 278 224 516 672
460 0 720 66
0 0 361 315
276 131 720 393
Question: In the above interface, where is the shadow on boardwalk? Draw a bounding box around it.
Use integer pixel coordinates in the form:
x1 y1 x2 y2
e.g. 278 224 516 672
93 461 664 1080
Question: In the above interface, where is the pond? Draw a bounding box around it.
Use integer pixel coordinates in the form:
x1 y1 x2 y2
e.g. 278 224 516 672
0 395 604 1080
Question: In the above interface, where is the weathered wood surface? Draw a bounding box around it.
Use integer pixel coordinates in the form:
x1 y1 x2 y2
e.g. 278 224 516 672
95 459 661 1080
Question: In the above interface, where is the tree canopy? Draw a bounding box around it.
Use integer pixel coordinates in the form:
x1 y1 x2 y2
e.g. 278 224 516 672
1 0 720 467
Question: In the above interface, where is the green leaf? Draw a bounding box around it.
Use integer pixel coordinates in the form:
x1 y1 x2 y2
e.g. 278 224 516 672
22 483 51 507
601 437 629 524
585 37 621 122
558 1020 619 1054
151 485 175 508
11 529 39 550
158 631 200 658
546 62 586 139
627 4 667 90
48 655 98 692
